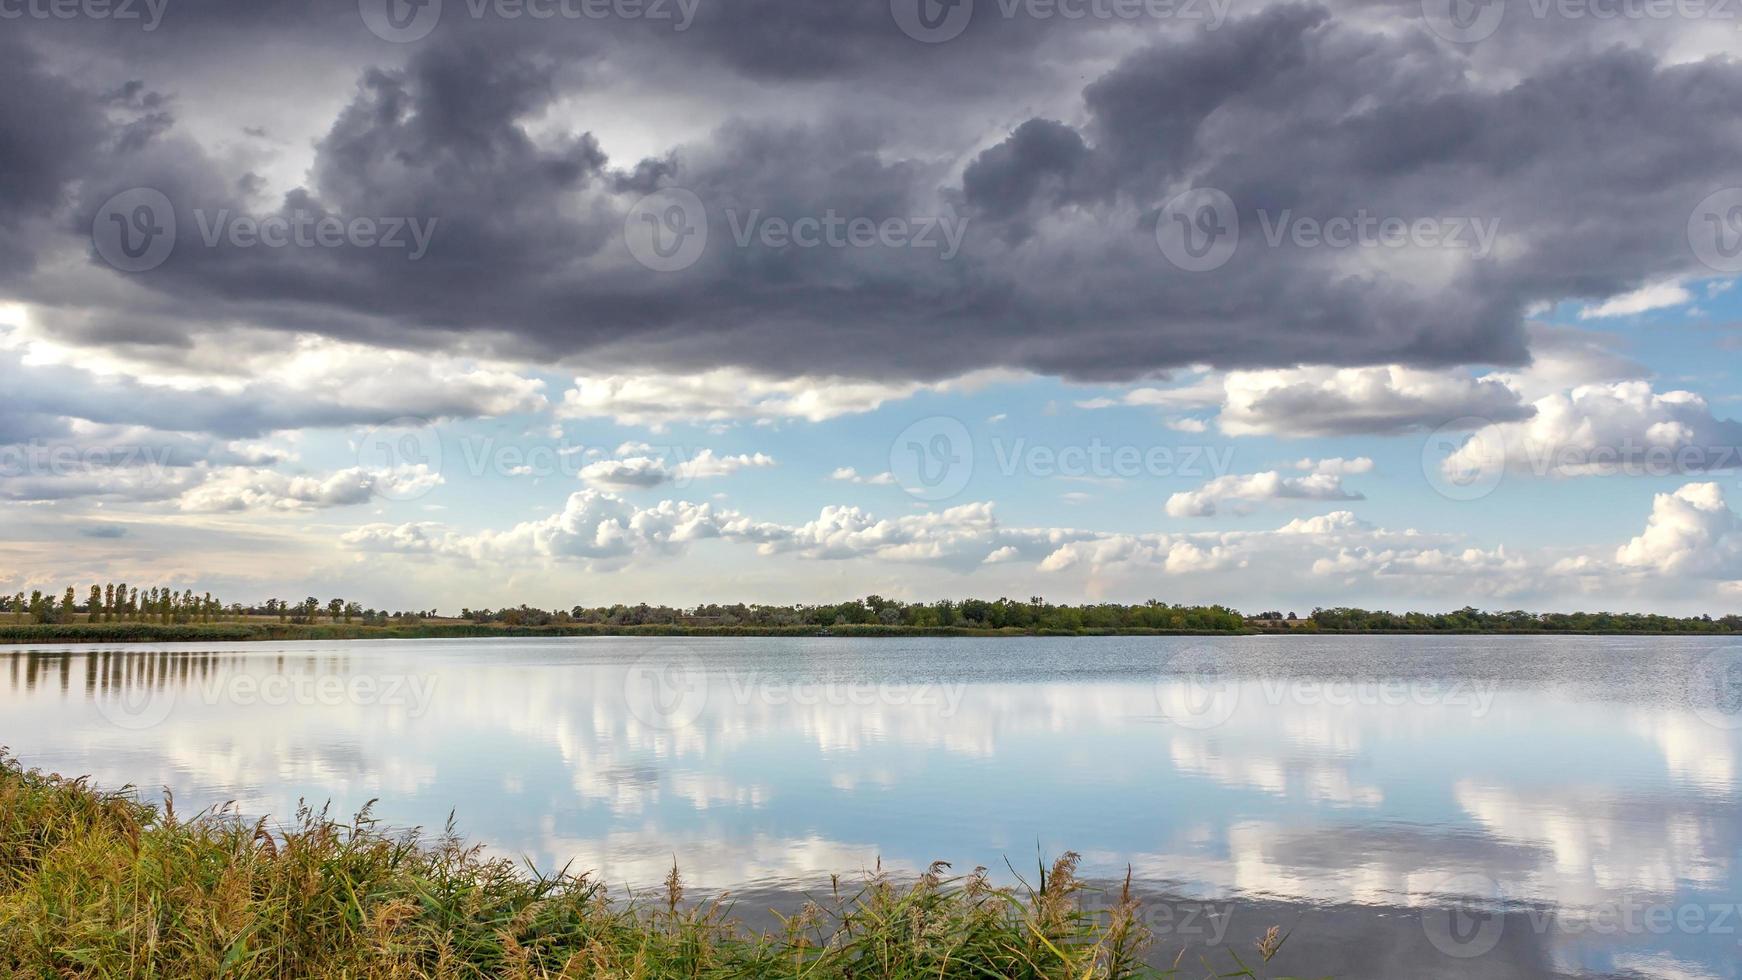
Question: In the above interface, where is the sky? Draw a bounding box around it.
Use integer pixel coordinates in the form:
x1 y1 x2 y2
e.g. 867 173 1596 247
3 0 1742 614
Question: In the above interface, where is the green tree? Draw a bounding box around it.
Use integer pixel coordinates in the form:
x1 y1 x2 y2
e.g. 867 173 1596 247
88 585 103 623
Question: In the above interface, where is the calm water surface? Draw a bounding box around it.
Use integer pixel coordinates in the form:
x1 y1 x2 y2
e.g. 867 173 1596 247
4 634 1740 979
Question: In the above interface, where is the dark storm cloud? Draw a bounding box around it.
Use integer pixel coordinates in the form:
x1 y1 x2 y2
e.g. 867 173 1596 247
3 1 1741 387
0 36 108 280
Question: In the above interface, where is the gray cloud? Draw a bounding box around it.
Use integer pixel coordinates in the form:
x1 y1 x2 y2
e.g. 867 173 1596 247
3 2 1740 389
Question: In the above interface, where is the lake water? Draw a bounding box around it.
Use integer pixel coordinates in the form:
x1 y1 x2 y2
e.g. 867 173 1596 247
4 634 1740 978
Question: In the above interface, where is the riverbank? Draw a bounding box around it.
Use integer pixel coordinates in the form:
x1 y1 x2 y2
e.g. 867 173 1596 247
0 622 1244 643
0 753 1302 979
2 620 1737 644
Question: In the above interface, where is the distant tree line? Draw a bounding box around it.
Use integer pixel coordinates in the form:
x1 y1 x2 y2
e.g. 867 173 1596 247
1305 605 1742 633
3 584 224 625
459 597 1248 631
249 598 435 626
6 587 1737 634
0 586 436 627
453 599 1742 633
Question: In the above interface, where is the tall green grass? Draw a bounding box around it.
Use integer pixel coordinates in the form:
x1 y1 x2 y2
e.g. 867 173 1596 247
0 753 1315 978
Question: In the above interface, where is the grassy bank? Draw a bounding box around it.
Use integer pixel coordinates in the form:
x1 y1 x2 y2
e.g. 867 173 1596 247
0 754 1307 978
0 622 1246 644
3 620 1735 644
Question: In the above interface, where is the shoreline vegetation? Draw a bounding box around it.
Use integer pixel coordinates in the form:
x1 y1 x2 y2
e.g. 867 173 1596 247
3 584 1737 643
5 618 1742 644
0 753 1310 979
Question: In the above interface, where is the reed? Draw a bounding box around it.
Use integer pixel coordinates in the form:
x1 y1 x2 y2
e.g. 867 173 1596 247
0 752 1316 979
